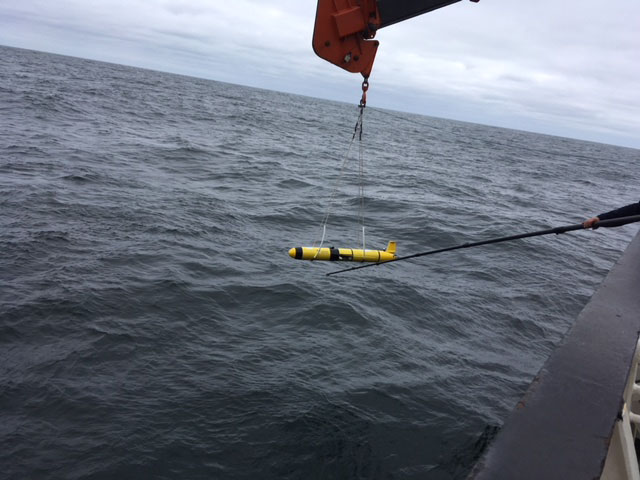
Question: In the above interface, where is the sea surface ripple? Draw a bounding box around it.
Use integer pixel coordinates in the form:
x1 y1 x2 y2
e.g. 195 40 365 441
1 45 639 479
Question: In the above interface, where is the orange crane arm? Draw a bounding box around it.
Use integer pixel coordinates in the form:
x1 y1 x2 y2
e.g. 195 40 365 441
312 0 479 78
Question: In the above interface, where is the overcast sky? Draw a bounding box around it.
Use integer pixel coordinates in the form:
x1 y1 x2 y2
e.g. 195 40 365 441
2 0 639 148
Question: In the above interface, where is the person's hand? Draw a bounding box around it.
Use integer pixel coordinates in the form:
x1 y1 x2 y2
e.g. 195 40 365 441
583 216 600 229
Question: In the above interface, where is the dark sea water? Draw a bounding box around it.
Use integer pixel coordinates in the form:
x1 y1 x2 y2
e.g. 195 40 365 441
1 44 639 479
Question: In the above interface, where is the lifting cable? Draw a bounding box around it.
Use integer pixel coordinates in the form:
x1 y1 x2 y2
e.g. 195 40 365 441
313 79 370 258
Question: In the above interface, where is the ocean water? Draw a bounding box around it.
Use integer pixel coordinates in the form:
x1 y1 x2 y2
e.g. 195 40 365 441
1 44 639 479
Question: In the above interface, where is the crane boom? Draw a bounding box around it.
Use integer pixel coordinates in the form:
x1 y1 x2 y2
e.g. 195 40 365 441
378 0 469 28
312 0 479 78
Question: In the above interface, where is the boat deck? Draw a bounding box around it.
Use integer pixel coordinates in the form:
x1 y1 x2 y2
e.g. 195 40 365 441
469 230 640 480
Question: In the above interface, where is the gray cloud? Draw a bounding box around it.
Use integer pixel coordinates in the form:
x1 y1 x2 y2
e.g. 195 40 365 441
1 0 638 147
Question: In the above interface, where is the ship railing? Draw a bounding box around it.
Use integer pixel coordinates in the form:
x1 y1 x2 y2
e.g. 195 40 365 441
601 338 640 480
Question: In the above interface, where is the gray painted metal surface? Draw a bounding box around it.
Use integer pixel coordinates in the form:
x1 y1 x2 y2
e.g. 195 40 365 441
469 231 640 480
378 0 462 28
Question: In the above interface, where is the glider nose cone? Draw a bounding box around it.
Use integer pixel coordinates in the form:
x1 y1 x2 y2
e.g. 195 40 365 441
288 248 297 259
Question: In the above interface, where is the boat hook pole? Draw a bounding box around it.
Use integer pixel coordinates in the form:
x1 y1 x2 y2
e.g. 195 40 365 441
326 214 640 277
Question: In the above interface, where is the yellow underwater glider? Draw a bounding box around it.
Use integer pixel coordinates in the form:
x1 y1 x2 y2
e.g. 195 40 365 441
289 241 397 263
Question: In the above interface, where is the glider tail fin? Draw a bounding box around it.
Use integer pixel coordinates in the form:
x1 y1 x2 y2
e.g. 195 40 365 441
385 241 397 255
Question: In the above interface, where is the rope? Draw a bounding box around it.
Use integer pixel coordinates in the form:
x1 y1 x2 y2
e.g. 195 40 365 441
313 109 362 257
357 78 368 252
358 105 366 251
313 79 369 257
